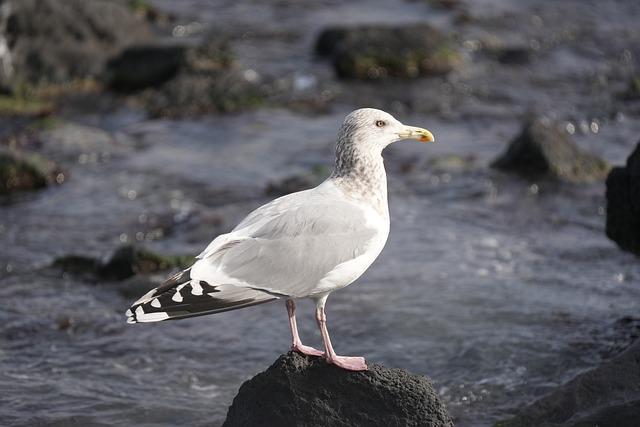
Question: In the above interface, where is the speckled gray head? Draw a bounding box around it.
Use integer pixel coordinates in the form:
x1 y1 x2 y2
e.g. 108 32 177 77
331 108 435 209
337 108 435 153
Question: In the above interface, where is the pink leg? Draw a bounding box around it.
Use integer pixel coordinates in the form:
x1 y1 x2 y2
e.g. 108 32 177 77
315 297 367 371
286 299 324 357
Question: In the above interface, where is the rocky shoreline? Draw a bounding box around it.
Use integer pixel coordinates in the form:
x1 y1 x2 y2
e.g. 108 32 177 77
0 0 639 426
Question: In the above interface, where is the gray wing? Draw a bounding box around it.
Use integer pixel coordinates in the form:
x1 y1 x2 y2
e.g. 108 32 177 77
191 190 379 298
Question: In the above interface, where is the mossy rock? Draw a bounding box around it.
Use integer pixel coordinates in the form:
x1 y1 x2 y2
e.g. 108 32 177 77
51 245 194 281
126 0 153 14
145 70 264 117
622 76 640 100
106 38 234 92
0 148 59 194
0 94 52 116
491 117 610 183
98 245 194 280
2 0 150 88
51 255 102 276
119 37 264 117
316 24 461 80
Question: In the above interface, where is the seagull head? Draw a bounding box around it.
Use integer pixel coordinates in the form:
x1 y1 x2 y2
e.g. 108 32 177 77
339 108 435 151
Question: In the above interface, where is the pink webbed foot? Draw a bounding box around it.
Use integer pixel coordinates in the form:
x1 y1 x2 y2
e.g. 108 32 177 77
326 355 368 371
292 343 324 357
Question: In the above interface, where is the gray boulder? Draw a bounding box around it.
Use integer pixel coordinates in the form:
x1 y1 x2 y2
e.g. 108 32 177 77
497 340 640 427
108 37 264 117
106 44 190 92
223 351 453 427
52 245 193 281
491 118 610 183
0 0 149 88
106 38 234 92
98 245 193 281
606 142 640 256
315 24 461 80
144 68 264 117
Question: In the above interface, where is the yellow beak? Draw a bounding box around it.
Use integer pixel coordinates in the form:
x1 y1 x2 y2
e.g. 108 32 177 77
397 126 435 143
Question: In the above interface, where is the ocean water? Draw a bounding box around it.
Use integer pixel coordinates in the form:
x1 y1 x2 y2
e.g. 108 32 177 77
1 0 640 426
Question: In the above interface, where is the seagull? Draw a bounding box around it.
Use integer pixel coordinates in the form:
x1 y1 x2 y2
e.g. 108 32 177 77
126 108 434 371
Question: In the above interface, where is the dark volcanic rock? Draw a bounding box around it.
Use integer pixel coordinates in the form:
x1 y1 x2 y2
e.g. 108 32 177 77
223 352 453 427
117 37 264 117
145 69 264 117
491 117 610 183
606 142 640 256
498 340 640 427
0 147 61 194
1 0 149 88
106 38 234 92
52 255 102 276
492 46 533 65
52 245 193 281
106 44 189 92
98 244 193 280
315 24 461 80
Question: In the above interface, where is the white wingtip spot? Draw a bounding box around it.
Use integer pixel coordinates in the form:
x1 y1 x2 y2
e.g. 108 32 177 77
138 311 170 322
172 291 183 303
191 280 203 295
151 299 161 308
134 305 169 322
125 309 133 317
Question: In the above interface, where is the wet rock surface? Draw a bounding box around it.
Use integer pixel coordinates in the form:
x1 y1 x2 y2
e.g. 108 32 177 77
489 46 534 66
223 351 453 427
491 118 610 183
1 0 150 87
106 44 192 92
99 244 192 280
106 37 234 92
498 340 640 427
606 142 640 256
316 24 461 80
144 68 264 117
0 147 60 194
110 37 265 117
53 245 193 281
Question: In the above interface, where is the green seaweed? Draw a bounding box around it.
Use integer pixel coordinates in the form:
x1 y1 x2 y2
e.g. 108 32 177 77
99 245 194 280
0 150 54 194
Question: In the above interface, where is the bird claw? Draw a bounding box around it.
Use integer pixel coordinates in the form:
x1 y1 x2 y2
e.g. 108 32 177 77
292 343 324 357
326 355 368 371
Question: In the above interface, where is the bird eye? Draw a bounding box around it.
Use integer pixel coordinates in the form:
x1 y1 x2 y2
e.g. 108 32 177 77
375 120 386 128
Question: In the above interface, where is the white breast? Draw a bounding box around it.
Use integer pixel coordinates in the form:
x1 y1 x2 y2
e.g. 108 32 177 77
310 203 390 297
